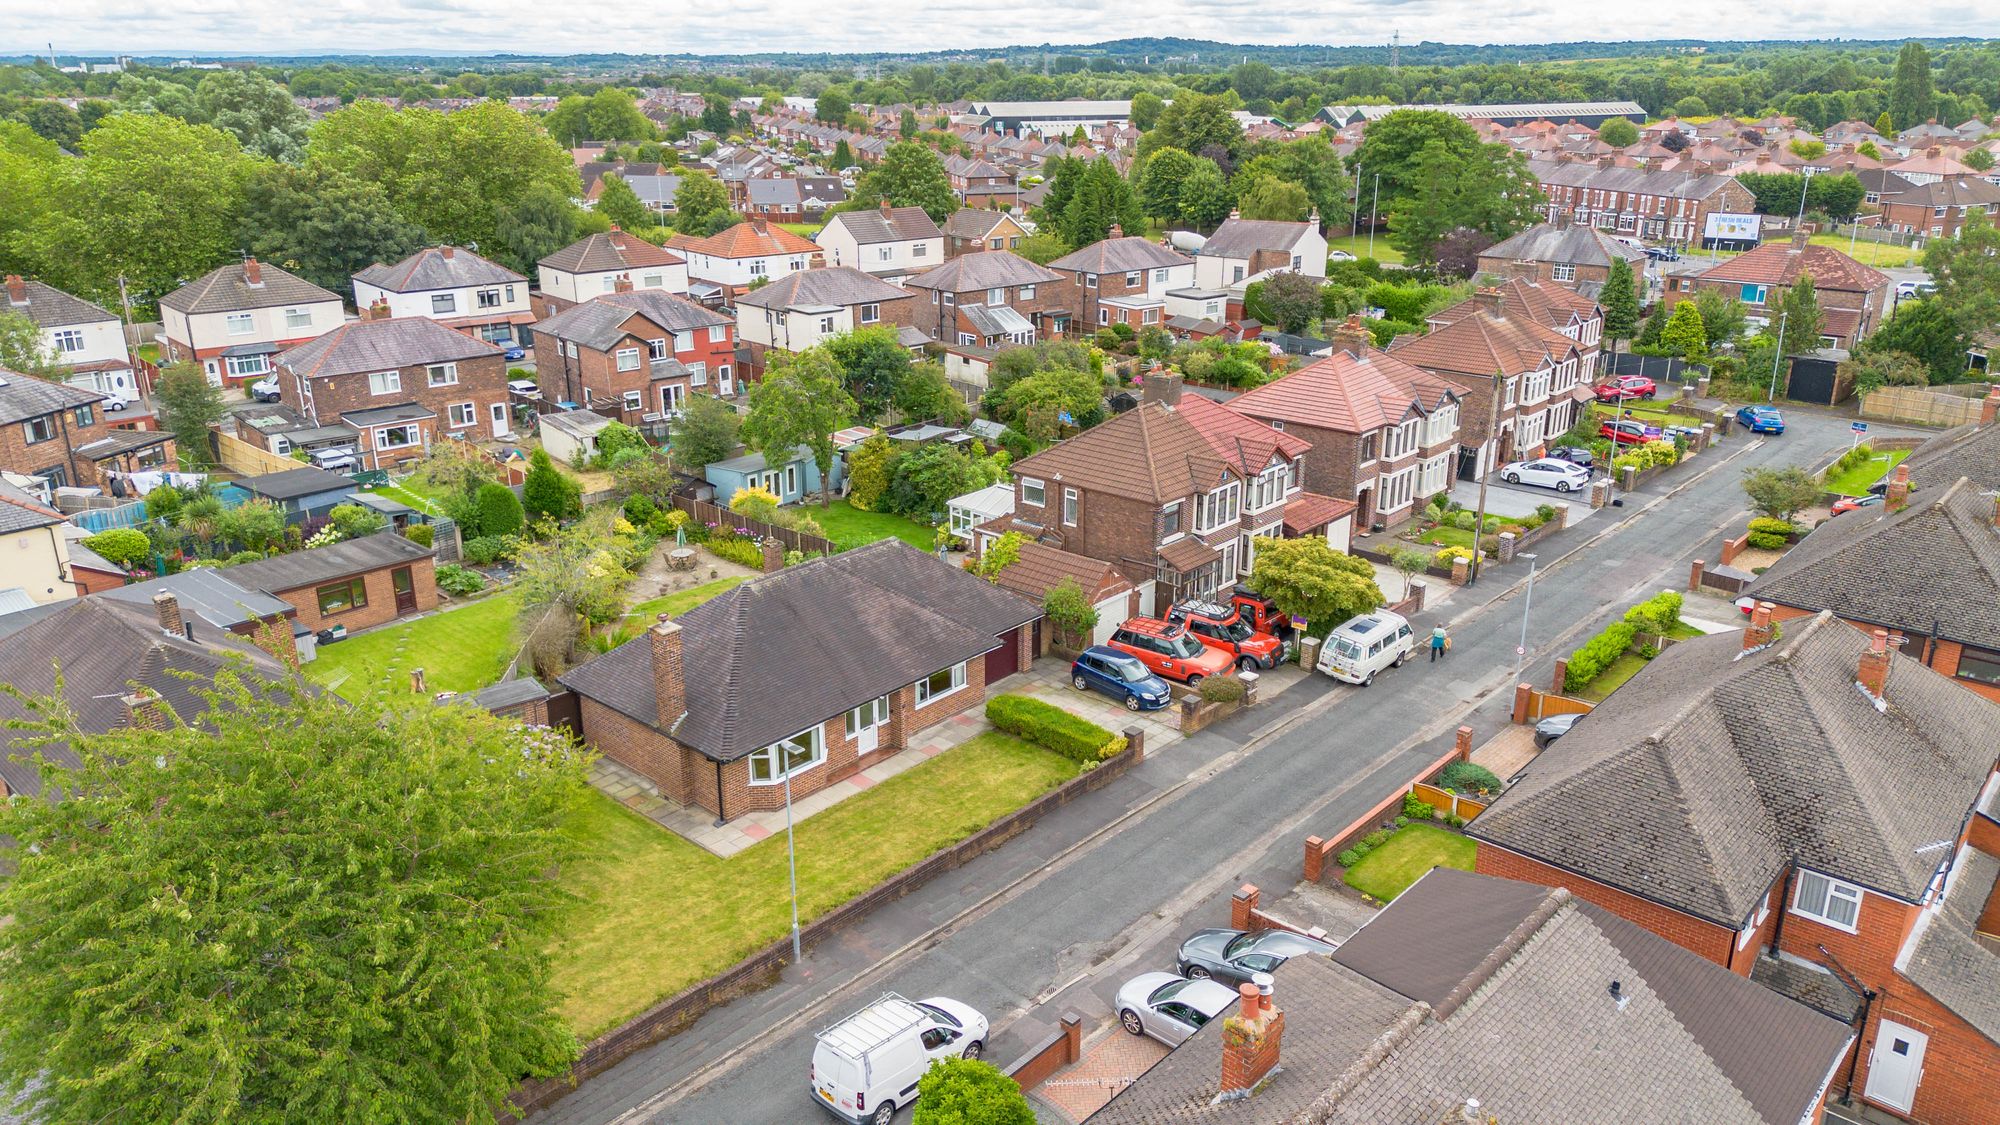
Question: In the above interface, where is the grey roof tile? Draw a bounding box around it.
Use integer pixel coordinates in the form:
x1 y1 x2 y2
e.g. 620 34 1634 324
903 250 1062 293
352 247 524 292
1197 218 1313 260
533 290 730 352
1049 236 1192 275
275 316 502 380
160 260 342 315
732 267 911 311
1 278 117 329
223 531 431 594
0 368 105 424
822 206 941 246
1902 845 2000 1043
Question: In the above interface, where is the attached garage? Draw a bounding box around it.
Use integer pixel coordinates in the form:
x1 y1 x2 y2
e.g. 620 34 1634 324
986 624 1027 681
987 540 1140 654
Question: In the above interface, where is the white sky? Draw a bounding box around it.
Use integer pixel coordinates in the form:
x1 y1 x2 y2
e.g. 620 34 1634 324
8 2 1998 59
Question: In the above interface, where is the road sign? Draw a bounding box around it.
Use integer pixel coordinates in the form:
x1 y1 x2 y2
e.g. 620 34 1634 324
1851 421 1869 434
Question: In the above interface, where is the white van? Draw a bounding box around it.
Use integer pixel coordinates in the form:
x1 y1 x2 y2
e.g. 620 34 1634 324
1315 609 1417 686
811 993 989 1124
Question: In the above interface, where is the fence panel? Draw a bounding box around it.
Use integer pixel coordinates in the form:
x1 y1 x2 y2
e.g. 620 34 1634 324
213 432 301 477
71 501 151 533
666 495 836 557
1859 383 1994 428
1599 352 1710 385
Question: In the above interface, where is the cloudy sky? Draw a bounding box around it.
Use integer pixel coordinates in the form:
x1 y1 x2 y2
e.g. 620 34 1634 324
9 1 1998 58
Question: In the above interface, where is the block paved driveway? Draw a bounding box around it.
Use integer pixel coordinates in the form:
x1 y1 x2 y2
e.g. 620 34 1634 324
529 409 1900 1125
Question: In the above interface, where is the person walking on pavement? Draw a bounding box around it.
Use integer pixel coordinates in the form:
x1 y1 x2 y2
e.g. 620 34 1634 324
1430 623 1449 662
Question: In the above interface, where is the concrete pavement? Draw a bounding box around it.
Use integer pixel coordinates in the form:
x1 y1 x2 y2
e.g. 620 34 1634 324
529 408 1910 1125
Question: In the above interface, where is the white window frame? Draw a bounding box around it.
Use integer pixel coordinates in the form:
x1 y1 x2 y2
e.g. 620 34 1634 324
1019 285 1035 300
1737 892 1773 950
648 338 668 360
1020 477 1046 507
375 423 421 450
914 662 968 706
426 363 458 387
430 294 456 315
616 348 641 372
987 287 1007 307
448 402 477 428
368 370 401 396
1552 263 1576 282
707 325 727 343
284 307 313 330
748 726 825 786
225 312 254 337
1062 486 1078 527
225 354 269 378
477 288 501 309
52 329 85 354
1195 481 1241 532
859 302 880 324
845 695 890 736
1791 870 1863 933
622 390 643 412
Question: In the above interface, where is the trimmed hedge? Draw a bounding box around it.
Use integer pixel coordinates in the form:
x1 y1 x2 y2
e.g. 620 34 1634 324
1437 760 1502 796
1565 620 1638 692
1746 517 1794 550
985 694 1128 764
1198 677 1246 704
1622 590 1683 635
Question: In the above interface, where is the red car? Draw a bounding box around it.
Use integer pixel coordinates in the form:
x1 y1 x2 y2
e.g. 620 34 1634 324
1166 599 1285 671
1107 618 1236 685
1599 419 1659 445
1593 375 1657 401
1830 494 1883 516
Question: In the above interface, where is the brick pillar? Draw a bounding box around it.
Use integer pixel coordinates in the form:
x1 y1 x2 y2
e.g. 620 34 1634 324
1620 465 1638 492
1016 623 1033 674
1496 531 1517 563
1122 725 1145 761
1231 884 1260 930
1059 1012 1083 1065
1591 479 1610 509
1304 837 1325 883
1512 682 1533 724
121 690 169 731
651 617 686 726
1552 658 1568 694
885 685 913 751
761 537 786 571
1406 579 1427 613
1450 558 1469 586
1688 558 1705 592
1551 502 1569 529
1454 725 1473 762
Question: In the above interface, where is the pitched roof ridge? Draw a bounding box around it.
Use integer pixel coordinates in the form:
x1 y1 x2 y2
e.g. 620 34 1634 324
1298 1000 1434 1116
0 489 64 520
1432 885 1573 1019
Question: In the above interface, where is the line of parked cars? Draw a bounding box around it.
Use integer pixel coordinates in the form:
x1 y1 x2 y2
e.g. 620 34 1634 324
1113 925 1339 1047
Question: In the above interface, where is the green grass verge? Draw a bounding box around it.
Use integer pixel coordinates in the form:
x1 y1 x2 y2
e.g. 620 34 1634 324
1575 650 1649 702
1822 448 1909 497
604 577 745 648
552 731 1079 1035
778 221 822 238
1342 823 1476 902
1325 233 1405 266
811 498 936 551
305 591 521 697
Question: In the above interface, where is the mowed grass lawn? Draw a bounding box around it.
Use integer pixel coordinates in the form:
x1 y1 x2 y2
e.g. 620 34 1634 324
1343 823 1477 902
305 591 521 696
811 498 936 551
552 732 1079 1035
1574 650 1650 703
1823 448 1909 497
1325 232 1404 266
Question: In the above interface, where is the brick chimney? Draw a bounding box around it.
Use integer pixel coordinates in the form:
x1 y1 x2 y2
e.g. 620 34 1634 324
153 591 184 638
1474 286 1504 318
1858 628 1892 698
608 226 626 251
649 615 686 729
1597 154 1615 169
367 297 392 321
1108 222 1123 239
1885 463 1911 511
879 196 893 215
3 274 25 305
761 536 786 572
1217 980 1284 1098
440 245 455 259
120 689 169 732
1743 601 1775 651
1790 228 1810 248
613 273 634 293
1140 362 1183 407
243 257 263 287
1332 313 1372 358
1980 386 2000 426
751 217 769 234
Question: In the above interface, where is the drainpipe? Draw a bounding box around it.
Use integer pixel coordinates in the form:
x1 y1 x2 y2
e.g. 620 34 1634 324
712 758 727 827
1767 864 1796 958
1816 945 1877 1105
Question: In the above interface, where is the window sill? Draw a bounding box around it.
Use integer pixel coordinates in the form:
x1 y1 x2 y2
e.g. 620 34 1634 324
914 683 967 709
1784 905 1859 936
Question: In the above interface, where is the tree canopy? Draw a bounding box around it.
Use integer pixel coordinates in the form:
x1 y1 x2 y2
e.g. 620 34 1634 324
742 347 858 506
238 164 426 294
850 141 960 222
1245 537 1384 627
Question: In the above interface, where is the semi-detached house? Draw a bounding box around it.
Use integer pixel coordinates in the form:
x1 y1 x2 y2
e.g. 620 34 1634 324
159 259 345 389
666 220 823 297
1665 232 1891 349
1526 156 1755 244
813 201 944 283
1046 227 1196 332
351 246 533 349
2 275 141 407
535 228 690 314
1193 214 1329 288
530 286 735 425
733 266 919 376
0 369 174 491
903 250 1070 346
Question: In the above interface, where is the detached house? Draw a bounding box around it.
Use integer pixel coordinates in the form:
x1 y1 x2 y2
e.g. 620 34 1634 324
1193 214 1329 287
813 202 944 282
1666 232 1891 348
903 251 1070 346
3 275 140 407
1472 611 2000 1125
351 246 533 349
159 259 345 389
733 267 919 376
536 228 690 313
0 369 174 491
274 308 510 469
666 220 824 296
1046 227 1196 331
943 209 1029 258
558 541 1039 823
530 287 735 424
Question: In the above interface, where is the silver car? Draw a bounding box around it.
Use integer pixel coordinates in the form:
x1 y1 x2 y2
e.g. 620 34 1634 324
1499 458 1592 493
1114 972 1244 1046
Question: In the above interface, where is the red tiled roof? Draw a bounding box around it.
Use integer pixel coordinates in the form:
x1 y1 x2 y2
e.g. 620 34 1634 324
1282 492 1358 534
1227 347 1460 434
1009 401 1225 505
1174 394 1311 474
1390 302 1581 379
992 540 1133 603
667 220 820 260
1694 239 1890 294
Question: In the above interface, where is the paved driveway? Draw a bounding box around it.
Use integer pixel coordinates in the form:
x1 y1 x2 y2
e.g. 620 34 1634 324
1449 477 1600 524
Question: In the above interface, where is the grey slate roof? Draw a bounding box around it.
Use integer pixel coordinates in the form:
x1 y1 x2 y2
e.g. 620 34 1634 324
558 540 1039 761
1896 418 2000 492
276 316 502 380
1469 612 2000 927
223 531 432 594
0 480 64 534
821 206 942 246
1747 477 2000 651
2 277 117 329
533 290 729 351
1049 235 1191 275
1197 218 1313 260
1902 845 2000 1044
352 246 524 293
99 568 292 630
732 267 911 312
1750 952 1865 1022
943 209 1014 241
160 260 341 315
1480 222 1647 268
0 368 105 424
234 466 355 502
903 250 1062 293
1528 158 1742 202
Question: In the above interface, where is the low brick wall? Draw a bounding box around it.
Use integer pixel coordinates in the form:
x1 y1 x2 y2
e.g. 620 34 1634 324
1005 1012 1083 1091
1302 728 1471 883
1229 885 1334 943
501 731 1148 1120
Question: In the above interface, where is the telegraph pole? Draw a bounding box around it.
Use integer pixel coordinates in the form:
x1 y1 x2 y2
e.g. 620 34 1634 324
1466 368 1505 587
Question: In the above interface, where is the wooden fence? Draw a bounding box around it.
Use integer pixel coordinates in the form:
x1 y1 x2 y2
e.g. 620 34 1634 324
1510 683 1596 724
667 494 837 557
1410 781 1491 821
214 432 301 477
1860 383 1994 428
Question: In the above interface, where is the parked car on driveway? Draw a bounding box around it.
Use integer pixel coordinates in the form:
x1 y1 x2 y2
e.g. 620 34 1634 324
1599 419 1658 446
1534 712 1582 749
1115 973 1243 1047
249 377 282 403
502 346 527 361
1070 646 1173 711
1175 928 1337 987
1499 458 1592 493
1830 493 1883 516
1167 599 1285 671
1735 405 1785 434
1593 374 1656 401
1895 280 1936 299
1547 444 1597 469
1108 618 1235 686
1327 249 1356 262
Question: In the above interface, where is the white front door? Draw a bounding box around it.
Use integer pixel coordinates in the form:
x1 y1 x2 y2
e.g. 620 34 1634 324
490 401 508 439
1865 1020 1928 1113
845 695 888 755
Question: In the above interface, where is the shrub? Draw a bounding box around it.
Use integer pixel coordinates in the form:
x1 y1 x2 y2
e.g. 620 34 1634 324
402 523 434 548
461 535 515 566
1437 760 1502 796
1361 828 1393 849
1746 516 1795 550
1622 590 1683 635
224 549 264 565
327 503 388 540
1403 792 1435 820
1451 510 1480 531
1445 812 1465 828
80 527 151 568
1338 848 1362 867
1564 620 1639 691
704 532 766 568
434 564 486 596
475 482 525 539
1198 677 1246 704
985 694 1128 763
1434 545 1473 567
1535 503 1557 523
623 493 657 523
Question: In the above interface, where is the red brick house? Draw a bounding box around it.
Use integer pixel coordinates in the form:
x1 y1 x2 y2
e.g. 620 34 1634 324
942 209 1030 258
0 368 174 490
1474 222 1648 292
1875 176 2000 240
557 541 1040 822
223 531 438 635
1471 612 2000 1125
1046 228 1197 332
1526 156 1755 243
1664 232 1892 349
902 250 1071 345
273 308 511 470
530 286 735 424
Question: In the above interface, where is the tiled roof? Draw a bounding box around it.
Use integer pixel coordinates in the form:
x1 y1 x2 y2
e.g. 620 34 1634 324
1694 238 1890 294
1527 158 1741 201
1479 223 1646 269
1887 147 1979 177
943 209 1014 240
0 368 105 424
2 277 117 329
1427 277 1600 336
276 316 502 380
538 230 685 275
558 541 1038 760
1226 347 1460 434
1048 236 1191 275
1897 416 2000 491
223 531 432 594
1470 612 2000 927
1010 400 1224 505
1282 491 1357 534
992 540 1131 602
732 266 911 311
1174 393 1311 473
533 290 730 351
902 250 1063 293
352 246 524 293
820 206 943 246
98 568 291 631
160 260 341 315
1748 476 2000 650
0 479 64 534
1881 176 2000 209
666 220 820 260
1197 217 1312 260
1902 845 2000 1043
1391 302 1580 378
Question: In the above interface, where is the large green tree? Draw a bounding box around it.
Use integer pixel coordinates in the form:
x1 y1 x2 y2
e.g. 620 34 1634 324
1660 300 1709 361
154 361 225 470
1387 138 1542 266
672 169 734 234
665 394 743 472
1232 135 1352 226
1922 209 2000 346
1177 158 1236 229
1148 91 1241 159
494 182 585 276
0 671 588 1124
1245 536 1383 627
742 347 858 507
194 70 311 161
826 325 916 420
1776 277 1825 356
1347 109 1485 217
1138 145 1198 222
850 141 958 223
0 310 58 376
1865 298 1965 383
1059 158 1145 247
594 172 654 233
1599 258 1640 351
1691 289 1749 348
1236 177 1312 222
1889 41 1935 131
238 164 426 294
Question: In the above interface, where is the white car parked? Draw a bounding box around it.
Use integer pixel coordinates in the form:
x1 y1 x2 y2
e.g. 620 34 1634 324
1115 972 1242 1047
1499 458 1592 493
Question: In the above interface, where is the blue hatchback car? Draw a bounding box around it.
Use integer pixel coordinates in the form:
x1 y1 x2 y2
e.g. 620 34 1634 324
1071 646 1173 711
1736 405 1785 434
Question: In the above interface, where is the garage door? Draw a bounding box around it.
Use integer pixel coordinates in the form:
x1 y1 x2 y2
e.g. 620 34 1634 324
986 626 1023 681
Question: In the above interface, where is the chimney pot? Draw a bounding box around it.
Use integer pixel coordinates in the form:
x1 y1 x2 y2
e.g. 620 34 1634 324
1237 982 1261 1021
1980 387 2000 426
613 273 634 293
3 274 24 304
1140 366 1184 408
650 617 686 730
1743 601 1776 651
1885 464 1911 511
368 297 391 321
1859 628 1892 697
441 245 455 259
1474 286 1504 317
1332 313 1372 358
152 591 184 638
1108 222 1123 239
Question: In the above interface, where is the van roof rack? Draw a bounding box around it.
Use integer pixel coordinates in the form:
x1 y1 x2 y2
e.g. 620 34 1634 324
815 993 927 1058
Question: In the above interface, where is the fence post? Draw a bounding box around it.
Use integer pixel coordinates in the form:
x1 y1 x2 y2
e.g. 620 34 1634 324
1552 658 1569 695
1512 682 1533 724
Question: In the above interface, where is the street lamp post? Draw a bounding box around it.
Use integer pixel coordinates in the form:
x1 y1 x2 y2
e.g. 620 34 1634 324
783 767 802 963
1515 553 1539 681
1367 174 1380 260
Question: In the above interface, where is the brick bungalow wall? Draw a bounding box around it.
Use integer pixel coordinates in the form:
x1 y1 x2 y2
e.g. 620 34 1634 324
268 556 438 633
1475 843 1739 966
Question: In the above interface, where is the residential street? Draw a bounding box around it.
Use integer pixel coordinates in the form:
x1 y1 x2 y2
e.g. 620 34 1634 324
530 407 1903 1125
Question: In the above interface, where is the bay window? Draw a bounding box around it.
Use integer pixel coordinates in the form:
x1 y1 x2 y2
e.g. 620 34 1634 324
226 354 269 378
748 726 824 785
915 662 967 705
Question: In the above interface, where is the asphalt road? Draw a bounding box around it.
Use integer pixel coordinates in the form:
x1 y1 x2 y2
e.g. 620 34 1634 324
534 406 1898 1125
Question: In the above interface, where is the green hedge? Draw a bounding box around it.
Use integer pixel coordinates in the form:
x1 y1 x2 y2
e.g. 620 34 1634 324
1622 590 1683 635
1746 517 1795 550
1437 760 1502 796
1565 620 1638 692
985 694 1128 763
706 533 766 568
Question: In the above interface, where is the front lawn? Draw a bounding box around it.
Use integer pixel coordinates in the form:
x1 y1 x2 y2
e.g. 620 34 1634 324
551 731 1079 1035
1574 650 1648 702
305 591 521 697
778 221 822 238
1590 400 1685 425
810 498 936 551
1325 232 1404 266
1342 823 1476 902
1823 448 1909 497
